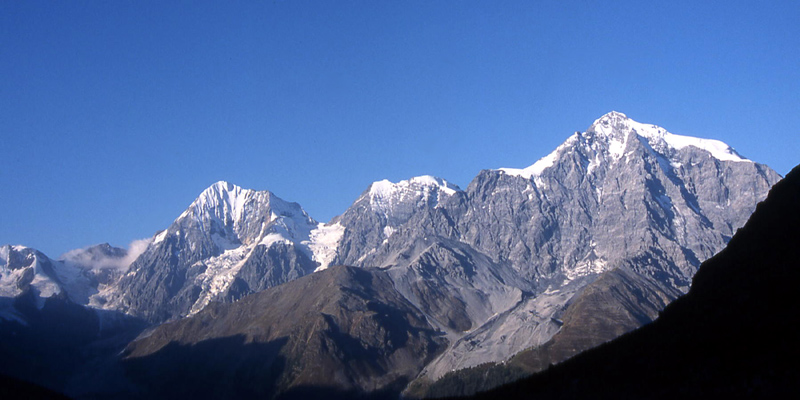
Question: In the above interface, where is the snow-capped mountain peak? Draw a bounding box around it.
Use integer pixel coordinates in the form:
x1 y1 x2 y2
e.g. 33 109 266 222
170 181 318 249
1 245 61 301
367 175 462 218
1 244 98 308
182 180 254 226
499 111 750 181
589 111 749 162
369 175 461 197
105 182 329 321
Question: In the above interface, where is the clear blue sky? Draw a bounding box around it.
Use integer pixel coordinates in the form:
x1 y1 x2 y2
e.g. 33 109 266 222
2 1 798 257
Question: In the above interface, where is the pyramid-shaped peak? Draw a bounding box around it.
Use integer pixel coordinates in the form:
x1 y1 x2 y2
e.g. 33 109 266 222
195 181 279 208
188 182 314 221
173 181 316 247
182 181 268 225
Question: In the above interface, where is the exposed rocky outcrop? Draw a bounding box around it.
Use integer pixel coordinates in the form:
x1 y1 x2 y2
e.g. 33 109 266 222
462 164 800 399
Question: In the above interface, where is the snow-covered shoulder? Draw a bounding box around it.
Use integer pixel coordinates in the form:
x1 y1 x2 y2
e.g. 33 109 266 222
497 134 579 179
661 132 748 162
623 117 750 163
603 112 750 163
497 148 559 179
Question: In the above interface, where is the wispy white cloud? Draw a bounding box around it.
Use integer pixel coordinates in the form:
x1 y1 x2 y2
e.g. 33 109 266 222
121 238 150 268
61 238 151 271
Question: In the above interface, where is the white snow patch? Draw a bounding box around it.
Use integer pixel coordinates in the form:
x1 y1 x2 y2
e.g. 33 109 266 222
153 230 168 244
369 179 396 200
497 149 557 179
590 113 632 160
586 148 604 175
305 222 345 272
409 175 460 195
564 245 608 282
51 258 95 305
607 135 628 159
188 245 253 315
563 257 607 282
370 175 460 198
258 233 292 248
262 209 316 247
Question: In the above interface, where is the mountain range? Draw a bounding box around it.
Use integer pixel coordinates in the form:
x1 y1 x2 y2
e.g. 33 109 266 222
0 112 782 399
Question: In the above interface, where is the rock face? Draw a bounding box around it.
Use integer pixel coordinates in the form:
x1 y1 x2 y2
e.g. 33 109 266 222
417 267 685 398
464 164 800 399
123 265 447 399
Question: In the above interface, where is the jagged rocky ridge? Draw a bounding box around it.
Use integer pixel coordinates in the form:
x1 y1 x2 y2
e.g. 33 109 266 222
0 112 783 398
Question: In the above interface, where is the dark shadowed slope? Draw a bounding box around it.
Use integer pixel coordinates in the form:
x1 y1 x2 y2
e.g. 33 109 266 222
122 265 446 400
463 164 800 399
418 266 682 398
0 374 72 400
